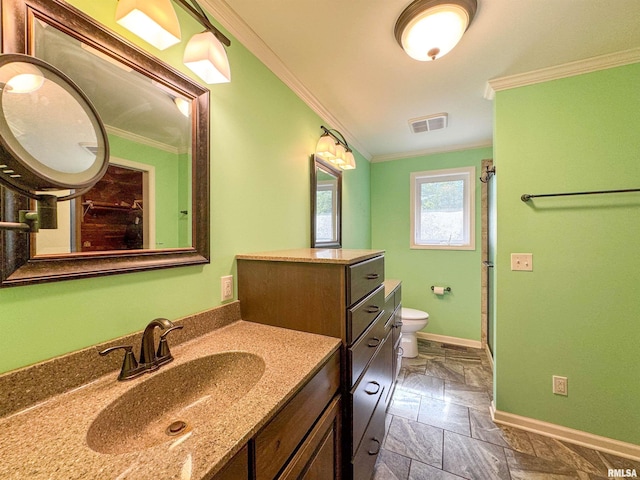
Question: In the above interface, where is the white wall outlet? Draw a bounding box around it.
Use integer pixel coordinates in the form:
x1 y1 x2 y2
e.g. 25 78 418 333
553 375 568 396
221 275 233 301
511 253 533 271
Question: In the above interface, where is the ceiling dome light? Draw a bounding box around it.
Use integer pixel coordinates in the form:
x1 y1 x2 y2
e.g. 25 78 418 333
395 0 477 61
2 65 45 94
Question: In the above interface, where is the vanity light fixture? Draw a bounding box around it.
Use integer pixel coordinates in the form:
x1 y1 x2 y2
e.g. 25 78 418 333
116 0 182 50
315 126 356 171
394 0 477 61
183 31 231 84
116 0 232 84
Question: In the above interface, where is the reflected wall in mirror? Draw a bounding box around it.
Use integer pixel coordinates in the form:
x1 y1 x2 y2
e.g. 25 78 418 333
311 155 341 248
32 19 192 254
0 0 210 287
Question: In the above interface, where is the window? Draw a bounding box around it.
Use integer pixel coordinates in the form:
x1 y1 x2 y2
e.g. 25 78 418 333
410 166 475 250
315 179 338 243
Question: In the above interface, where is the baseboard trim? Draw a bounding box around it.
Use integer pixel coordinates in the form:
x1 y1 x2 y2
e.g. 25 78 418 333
490 403 640 461
485 346 494 370
417 332 482 349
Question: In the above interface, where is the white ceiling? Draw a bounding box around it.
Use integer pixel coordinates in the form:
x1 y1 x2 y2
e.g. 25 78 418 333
204 0 640 161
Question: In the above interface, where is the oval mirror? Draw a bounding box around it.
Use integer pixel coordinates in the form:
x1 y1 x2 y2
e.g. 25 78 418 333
0 53 109 198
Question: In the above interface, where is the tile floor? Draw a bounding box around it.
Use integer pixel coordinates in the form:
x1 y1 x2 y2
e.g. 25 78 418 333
373 338 640 480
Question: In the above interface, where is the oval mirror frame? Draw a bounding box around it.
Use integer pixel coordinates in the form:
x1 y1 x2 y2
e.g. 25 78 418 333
0 0 210 287
0 53 109 196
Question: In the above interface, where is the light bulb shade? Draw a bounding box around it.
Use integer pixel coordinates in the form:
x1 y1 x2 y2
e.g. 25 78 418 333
174 97 191 117
315 134 336 160
183 31 231 84
340 150 356 170
395 0 476 61
116 0 181 50
334 143 346 165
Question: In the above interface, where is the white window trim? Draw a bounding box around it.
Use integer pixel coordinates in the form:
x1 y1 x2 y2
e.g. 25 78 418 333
410 166 475 250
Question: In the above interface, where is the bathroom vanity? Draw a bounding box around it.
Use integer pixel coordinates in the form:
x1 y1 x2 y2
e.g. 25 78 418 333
237 248 402 480
0 306 342 480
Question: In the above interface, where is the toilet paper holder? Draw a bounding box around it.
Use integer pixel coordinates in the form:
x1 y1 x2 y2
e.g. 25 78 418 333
431 286 452 293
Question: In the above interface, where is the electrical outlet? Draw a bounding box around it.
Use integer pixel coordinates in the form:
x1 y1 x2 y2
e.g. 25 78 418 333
511 253 533 271
221 275 233 301
553 375 568 396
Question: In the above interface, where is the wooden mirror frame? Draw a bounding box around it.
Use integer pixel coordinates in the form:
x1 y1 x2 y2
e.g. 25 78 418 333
0 0 210 287
310 155 342 249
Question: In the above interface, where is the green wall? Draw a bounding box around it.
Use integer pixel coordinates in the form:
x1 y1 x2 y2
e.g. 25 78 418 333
494 63 640 444
0 0 371 374
371 147 492 341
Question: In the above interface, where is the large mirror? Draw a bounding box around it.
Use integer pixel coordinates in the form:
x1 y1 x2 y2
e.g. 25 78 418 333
311 155 341 248
0 0 210 286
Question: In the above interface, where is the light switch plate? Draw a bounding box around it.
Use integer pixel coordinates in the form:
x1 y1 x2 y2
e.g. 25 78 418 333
511 253 533 271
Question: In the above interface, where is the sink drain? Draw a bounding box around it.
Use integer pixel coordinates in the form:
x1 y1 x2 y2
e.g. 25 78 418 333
166 420 189 436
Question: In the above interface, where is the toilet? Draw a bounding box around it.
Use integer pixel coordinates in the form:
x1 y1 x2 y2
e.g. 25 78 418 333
400 307 429 358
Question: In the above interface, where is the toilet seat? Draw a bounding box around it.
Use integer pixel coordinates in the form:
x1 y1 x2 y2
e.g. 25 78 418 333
401 307 429 321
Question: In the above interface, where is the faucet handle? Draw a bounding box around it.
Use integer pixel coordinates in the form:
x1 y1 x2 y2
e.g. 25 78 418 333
156 325 183 365
99 345 144 381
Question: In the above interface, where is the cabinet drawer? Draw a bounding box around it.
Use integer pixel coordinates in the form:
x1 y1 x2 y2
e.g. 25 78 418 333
254 350 340 480
351 386 386 479
349 308 387 386
347 284 384 345
348 256 384 306
392 304 402 349
350 333 392 456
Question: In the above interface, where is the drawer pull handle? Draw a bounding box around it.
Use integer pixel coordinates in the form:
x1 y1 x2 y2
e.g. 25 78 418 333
366 273 380 280
364 381 380 395
368 337 380 348
365 306 380 314
368 438 381 456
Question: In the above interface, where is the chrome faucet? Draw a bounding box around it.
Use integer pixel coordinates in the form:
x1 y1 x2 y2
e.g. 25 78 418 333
99 318 183 381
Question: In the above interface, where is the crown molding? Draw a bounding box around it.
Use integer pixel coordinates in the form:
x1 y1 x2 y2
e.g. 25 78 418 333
201 0 372 160
371 140 493 163
485 47 640 98
105 125 186 155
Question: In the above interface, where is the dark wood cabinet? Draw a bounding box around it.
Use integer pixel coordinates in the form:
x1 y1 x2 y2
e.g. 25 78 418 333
254 351 341 480
212 349 341 480
211 445 249 480
237 249 398 480
278 396 342 480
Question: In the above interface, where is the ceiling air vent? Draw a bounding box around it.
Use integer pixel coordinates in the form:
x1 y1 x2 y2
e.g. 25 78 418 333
408 113 448 133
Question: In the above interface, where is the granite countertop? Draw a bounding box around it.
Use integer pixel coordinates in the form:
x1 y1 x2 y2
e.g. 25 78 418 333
384 279 401 300
0 320 341 480
236 248 384 264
